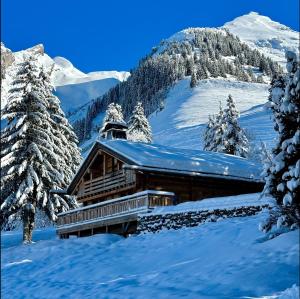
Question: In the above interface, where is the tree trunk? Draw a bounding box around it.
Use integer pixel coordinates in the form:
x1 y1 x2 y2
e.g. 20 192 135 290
22 203 35 243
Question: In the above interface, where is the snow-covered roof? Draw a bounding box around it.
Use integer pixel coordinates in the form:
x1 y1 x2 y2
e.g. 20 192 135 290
98 139 263 182
97 140 261 180
67 139 263 194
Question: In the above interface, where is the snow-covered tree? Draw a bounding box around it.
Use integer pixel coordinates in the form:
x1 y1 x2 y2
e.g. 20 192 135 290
256 74 265 84
261 52 300 233
100 102 128 139
190 70 197 88
127 102 152 143
208 102 226 152
219 95 249 157
0 57 81 242
204 96 249 157
203 115 216 151
101 103 125 129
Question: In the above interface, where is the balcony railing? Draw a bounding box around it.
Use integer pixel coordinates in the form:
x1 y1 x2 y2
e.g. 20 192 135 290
57 190 174 230
77 169 136 199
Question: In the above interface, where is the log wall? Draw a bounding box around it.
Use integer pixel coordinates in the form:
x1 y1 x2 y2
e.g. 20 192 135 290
136 172 263 203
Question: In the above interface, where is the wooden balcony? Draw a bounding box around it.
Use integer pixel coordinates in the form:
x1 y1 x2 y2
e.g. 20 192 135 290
77 169 136 201
57 190 174 237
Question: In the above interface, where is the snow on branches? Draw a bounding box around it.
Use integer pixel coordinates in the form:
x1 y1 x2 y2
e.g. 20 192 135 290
127 102 152 143
261 51 300 233
203 96 249 157
0 55 81 231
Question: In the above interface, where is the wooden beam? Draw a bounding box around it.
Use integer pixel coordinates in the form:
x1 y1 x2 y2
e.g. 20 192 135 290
77 185 136 203
103 153 106 176
57 214 139 235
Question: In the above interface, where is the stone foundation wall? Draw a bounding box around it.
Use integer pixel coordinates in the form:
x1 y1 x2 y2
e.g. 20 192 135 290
137 205 269 234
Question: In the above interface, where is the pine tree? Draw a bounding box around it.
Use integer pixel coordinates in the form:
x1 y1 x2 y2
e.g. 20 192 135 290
0 57 81 242
219 95 249 157
256 75 265 83
127 102 152 143
100 102 126 139
190 70 198 88
261 52 300 233
203 115 216 151
209 102 226 152
101 103 125 126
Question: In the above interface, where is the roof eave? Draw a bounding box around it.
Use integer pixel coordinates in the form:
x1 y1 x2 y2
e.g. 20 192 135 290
123 164 264 184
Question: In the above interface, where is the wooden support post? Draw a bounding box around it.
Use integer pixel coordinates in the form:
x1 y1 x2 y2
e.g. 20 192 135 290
123 222 130 235
103 154 106 176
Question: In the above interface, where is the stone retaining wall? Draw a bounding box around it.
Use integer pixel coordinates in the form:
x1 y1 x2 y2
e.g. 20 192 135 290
137 205 269 234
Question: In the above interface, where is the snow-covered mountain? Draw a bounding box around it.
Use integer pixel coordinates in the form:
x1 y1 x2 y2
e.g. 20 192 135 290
1 43 130 113
148 12 299 151
79 12 299 154
224 12 299 68
51 56 130 87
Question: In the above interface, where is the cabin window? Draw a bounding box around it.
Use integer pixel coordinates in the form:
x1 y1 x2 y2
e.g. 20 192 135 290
83 172 91 182
90 154 104 179
106 156 113 174
113 158 118 171
149 195 173 206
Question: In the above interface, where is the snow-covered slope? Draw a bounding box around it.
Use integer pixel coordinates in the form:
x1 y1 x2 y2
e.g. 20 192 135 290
55 77 121 112
52 56 130 87
224 12 299 68
80 78 274 156
2 209 299 298
150 78 275 150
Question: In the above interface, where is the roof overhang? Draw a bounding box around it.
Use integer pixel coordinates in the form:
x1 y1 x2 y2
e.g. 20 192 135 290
123 164 264 184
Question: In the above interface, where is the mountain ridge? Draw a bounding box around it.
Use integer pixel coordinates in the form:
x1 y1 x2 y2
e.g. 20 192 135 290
0 43 130 111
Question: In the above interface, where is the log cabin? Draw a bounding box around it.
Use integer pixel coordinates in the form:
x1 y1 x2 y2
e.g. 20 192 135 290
56 136 264 238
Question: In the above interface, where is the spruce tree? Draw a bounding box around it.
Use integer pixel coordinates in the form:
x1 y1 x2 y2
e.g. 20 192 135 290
219 95 249 157
203 115 216 151
100 102 126 139
261 52 300 233
127 102 152 143
101 103 125 126
212 102 226 152
190 70 198 88
0 57 81 242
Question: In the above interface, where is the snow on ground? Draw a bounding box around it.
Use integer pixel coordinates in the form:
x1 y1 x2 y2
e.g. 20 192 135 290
152 193 275 215
150 78 275 150
224 12 299 68
1 211 299 299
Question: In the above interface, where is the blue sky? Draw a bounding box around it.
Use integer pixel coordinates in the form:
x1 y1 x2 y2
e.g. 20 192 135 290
1 0 299 72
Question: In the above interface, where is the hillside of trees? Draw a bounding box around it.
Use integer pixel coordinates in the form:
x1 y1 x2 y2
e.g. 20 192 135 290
73 29 282 143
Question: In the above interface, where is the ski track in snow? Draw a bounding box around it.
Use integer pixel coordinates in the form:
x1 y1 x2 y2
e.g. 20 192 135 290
1 212 299 299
